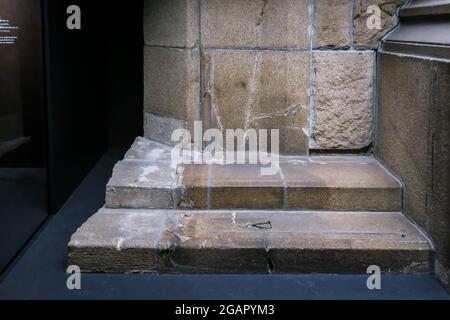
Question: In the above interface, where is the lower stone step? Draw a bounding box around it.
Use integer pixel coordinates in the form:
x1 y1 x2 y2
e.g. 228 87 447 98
68 208 432 274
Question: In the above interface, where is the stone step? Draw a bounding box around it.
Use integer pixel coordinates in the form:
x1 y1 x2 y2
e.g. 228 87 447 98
68 208 432 274
105 137 179 209
105 137 403 211
180 158 402 211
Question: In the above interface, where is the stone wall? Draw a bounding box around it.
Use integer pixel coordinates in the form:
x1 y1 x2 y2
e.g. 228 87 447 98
376 0 450 290
143 0 405 154
377 52 450 289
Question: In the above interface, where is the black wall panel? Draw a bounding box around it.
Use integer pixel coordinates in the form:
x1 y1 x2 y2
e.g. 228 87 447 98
43 0 108 212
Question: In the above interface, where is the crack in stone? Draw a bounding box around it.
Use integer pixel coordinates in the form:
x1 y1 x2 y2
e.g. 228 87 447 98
250 104 304 122
245 52 262 131
256 0 269 46
207 56 224 133
246 221 272 230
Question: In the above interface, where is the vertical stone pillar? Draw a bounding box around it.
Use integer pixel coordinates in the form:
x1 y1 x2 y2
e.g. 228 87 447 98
143 0 200 145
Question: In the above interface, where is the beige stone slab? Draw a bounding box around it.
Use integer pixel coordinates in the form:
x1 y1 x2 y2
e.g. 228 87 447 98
159 211 268 274
125 137 173 161
202 50 310 154
286 187 401 211
201 0 311 49
68 209 432 274
210 164 284 209
354 0 407 48
68 208 167 273
177 156 401 210
143 0 199 48
315 0 352 48
144 47 200 127
281 157 400 188
312 51 374 150
267 236 431 274
179 164 209 209
106 160 178 209
203 211 428 243
210 164 283 187
282 157 401 211
144 112 187 146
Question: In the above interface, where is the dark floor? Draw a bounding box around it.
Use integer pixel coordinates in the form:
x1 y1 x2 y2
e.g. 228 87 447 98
0 168 48 274
0 150 448 300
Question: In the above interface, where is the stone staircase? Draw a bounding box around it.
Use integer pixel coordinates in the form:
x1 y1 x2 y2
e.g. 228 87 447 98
69 137 433 274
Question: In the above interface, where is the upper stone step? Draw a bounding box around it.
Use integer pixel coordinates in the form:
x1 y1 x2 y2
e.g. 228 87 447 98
180 158 402 211
68 208 432 274
105 137 402 211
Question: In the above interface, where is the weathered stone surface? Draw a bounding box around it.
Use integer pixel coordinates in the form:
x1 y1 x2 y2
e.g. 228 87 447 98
68 208 165 273
144 112 187 145
179 164 209 209
159 212 268 274
143 0 199 48
354 0 406 48
144 47 200 128
282 156 402 211
106 160 179 209
376 52 450 288
210 164 284 209
69 209 432 274
177 156 400 210
267 236 431 274
125 136 173 161
201 0 311 48
312 51 374 150
314 0 352 48
202 50 310 154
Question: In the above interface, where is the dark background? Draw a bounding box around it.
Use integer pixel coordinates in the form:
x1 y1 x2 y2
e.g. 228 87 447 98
43 0 143 212
0 0 143 275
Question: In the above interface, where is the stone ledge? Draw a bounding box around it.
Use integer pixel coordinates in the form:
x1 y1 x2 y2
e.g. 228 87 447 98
105 137 181 209
180 156 402 211
106 138 402 211
69 209 432 274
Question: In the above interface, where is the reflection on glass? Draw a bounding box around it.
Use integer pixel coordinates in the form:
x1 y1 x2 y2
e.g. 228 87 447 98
0 0 48 274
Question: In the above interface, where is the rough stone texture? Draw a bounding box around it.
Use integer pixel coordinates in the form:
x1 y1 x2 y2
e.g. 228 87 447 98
144 46 200 130
179 164 210 209
124 136 173 162
68 208 165 273
69 209 432 274
202 50 310 154
314 0 352 48
144 112 187 145
201 0 311 48
143 0 199 48
376 52 450 289
102 138 401 212
210 164 284 209
312 51 374 150
159 212 268 274
354 0 406 48
106 160 179 209
282 156 402 211
105 138 180 209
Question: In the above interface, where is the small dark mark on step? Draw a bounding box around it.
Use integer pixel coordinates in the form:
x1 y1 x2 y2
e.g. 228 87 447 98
246 221 272 230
